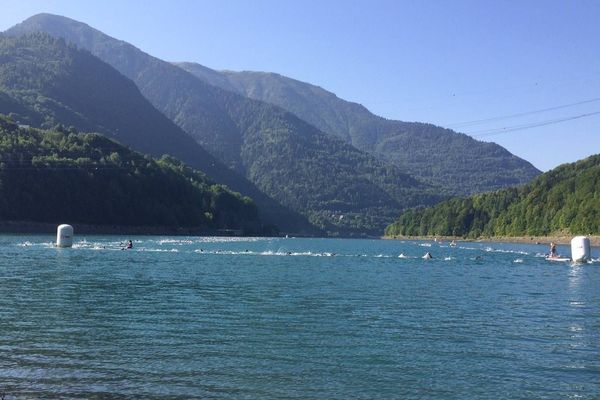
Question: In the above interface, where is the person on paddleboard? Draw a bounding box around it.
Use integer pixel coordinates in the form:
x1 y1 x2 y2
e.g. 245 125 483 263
549 242 557 258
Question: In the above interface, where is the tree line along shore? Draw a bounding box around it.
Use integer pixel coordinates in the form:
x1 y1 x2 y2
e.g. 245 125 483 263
385 154 599 241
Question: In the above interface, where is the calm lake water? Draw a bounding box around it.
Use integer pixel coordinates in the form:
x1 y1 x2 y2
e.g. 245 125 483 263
1 235 599 399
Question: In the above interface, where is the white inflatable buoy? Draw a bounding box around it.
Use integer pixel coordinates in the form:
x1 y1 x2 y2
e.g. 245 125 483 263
571 236 591 263
56 224 74 248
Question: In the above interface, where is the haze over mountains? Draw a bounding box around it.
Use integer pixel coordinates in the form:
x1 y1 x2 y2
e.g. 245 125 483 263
3 13 543 235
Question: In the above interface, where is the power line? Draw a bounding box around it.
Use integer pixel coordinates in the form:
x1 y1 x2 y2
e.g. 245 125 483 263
467 110 600 138
446 97 600 128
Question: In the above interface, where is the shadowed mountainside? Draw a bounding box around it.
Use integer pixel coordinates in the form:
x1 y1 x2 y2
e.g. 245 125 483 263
0 32 314 233
0 116 265 233
6 14 445 235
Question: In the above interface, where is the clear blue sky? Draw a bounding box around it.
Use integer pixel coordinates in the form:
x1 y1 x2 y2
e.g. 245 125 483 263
2 0 600 171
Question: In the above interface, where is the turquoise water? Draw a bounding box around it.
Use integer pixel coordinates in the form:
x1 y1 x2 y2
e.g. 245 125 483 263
1 235 599 399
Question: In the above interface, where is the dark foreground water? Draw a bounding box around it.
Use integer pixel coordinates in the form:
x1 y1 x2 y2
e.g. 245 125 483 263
1 235 599 399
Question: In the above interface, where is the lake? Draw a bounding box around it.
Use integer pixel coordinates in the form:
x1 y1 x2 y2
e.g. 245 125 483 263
1 235 599 399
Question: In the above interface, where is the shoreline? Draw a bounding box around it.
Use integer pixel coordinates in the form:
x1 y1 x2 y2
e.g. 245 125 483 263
384 234 600 247
0 221 247 237
2 220 598 246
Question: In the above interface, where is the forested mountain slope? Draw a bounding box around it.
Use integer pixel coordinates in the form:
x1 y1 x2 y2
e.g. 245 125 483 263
176 63 541 196
0 117 263 233
0 33 313 233
6 14 444 235
385 155 600 238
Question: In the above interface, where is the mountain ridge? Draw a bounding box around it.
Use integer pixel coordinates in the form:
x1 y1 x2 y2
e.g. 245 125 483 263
0 32 315 233
176 63 541 196
6 13 444 235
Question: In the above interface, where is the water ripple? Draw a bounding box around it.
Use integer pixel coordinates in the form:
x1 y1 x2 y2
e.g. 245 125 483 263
1 235 599 399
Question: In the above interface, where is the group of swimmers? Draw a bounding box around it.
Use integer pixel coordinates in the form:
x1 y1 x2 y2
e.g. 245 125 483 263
423 241 559 260
112 240 562 257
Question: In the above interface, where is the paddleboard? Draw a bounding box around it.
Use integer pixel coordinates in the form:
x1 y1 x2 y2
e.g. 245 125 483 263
545 256 571 262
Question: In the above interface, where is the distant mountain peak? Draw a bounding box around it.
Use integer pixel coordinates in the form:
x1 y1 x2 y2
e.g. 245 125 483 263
6 14 441 235
5 13 541 235
0 30 315 233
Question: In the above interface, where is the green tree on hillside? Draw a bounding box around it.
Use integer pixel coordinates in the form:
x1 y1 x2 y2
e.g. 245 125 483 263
0 116 263 233
386 155 600 238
